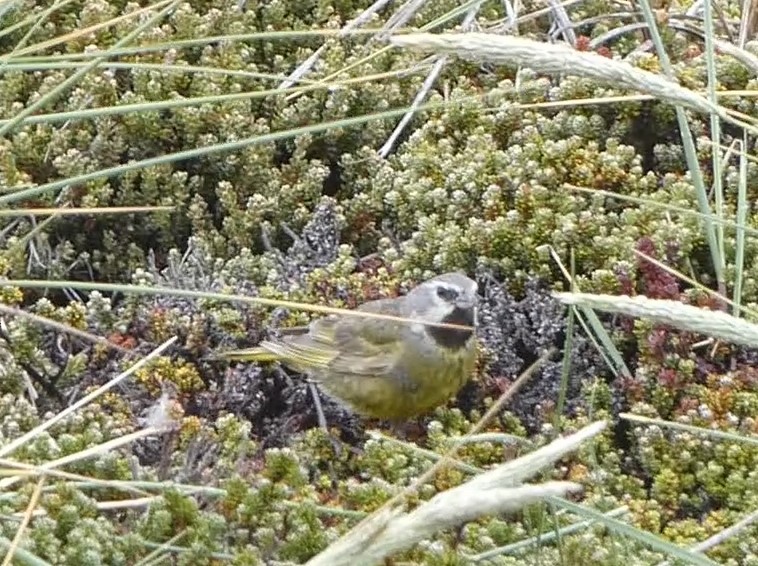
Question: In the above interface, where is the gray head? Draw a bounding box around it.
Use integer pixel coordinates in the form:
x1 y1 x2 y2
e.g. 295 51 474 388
407 272 478 349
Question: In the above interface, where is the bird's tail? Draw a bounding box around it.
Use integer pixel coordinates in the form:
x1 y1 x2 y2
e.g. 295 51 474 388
213 346 281 363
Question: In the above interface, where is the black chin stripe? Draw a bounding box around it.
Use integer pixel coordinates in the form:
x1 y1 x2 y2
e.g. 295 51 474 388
426 307 475 349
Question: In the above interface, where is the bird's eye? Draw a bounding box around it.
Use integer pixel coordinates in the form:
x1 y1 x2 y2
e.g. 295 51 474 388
436 285 459 302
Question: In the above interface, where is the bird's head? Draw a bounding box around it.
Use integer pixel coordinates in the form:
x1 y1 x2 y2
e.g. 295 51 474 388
407 272 479 348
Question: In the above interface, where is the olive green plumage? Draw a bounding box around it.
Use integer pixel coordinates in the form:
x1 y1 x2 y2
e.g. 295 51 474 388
220 272 478 420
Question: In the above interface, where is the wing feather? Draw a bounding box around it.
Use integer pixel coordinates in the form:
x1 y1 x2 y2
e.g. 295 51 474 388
327 297 409 376
261 296 411 377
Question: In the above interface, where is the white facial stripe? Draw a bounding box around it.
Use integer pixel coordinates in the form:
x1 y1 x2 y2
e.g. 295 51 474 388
427 300 455 316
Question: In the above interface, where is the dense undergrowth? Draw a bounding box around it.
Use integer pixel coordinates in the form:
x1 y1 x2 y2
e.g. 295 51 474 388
0 0 756 563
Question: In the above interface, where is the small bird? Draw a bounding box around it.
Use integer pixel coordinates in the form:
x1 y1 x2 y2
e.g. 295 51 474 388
220 272 479 420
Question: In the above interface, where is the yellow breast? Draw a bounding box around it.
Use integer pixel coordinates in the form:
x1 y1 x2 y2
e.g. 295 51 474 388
320 338 477 421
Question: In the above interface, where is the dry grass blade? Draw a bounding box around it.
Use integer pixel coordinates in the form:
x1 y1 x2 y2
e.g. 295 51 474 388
1 0 73 60
0 336 176 460
712 36 758 75
463 421 606 490
369 432 483 475
0 535 51 566
633 250 758 320
2 477 45 566
738 0 758 46
546 244 631 379
277 0 393 89
565 183 758 237
307 421 606 565
1 279 474 332
0 459 152 496
0 68 414 128
553 497 720 565
9 496 162 518
555 292 758 348
0 206 174 217
0 0 179 136
0 0 172 60
379 1 482 157
0 304 133 355
382 348 553 500
545 0 577 44
469 506 630 561
389 33 755 133
379 51 447 158
305 350 556 564
0 426 170 490
135 530 190 566
283 0 480 103
657 509 758 565
621 413 758 447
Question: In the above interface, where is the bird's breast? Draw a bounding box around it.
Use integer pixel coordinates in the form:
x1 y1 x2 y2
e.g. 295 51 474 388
425 306 476 350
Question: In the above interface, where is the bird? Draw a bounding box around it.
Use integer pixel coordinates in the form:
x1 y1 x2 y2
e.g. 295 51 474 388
219 272 479 421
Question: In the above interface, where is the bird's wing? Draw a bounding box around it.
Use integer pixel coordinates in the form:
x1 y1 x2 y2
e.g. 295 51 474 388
325 297 411 376
259 319 339 370
263 296 410 376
